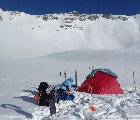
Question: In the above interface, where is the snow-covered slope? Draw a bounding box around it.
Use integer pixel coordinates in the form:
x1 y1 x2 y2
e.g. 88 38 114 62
0 9 140 120
0 50 140 120
0 9 140 57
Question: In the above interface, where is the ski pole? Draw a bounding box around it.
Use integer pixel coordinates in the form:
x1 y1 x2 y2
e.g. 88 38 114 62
133 71 136 92
64 71 67 80
75 70 77 88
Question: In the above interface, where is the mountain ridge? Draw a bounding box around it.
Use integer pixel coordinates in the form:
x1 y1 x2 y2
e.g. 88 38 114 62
0 8 140 58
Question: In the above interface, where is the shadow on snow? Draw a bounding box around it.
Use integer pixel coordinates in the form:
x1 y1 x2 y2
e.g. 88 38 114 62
0 104 33 118
13 89 37 105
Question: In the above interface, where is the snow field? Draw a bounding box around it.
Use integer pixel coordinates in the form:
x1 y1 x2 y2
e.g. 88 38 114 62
0 9 140 119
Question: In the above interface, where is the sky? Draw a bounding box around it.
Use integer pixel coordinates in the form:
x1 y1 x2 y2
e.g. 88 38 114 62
0 0 140 15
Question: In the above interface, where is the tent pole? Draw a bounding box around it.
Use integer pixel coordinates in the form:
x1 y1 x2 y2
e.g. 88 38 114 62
133 71 136 93
92 66 94 71
64 71 67 80
75 70 77 88
91 87 93 105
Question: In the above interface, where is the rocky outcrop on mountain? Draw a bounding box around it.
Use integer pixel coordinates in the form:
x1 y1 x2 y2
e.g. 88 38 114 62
42 15 58 21
41 12 129 23
10 11 21 16
42 15 49 21
69 11 80 16
87 15 99 21
116 16 128 21
0 8 130 23
0 9 132 31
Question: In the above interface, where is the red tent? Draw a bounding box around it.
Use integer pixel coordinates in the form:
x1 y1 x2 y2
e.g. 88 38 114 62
77 69 123 94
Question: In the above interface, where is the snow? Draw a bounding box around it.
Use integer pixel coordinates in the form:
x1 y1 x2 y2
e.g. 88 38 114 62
0 50 140 120
0 9 140 119
0 10 140 58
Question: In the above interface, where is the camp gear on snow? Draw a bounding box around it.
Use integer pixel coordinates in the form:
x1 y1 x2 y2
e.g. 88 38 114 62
64 71 67 80
66 87 71 95
57 88 65 94
49 100 56 116
49 86 57 116
34 92 41 101
46 85 57 94
77 68 123 94
48 86 58 103
75 70 78 88
59 72 61 76
88 106 96 111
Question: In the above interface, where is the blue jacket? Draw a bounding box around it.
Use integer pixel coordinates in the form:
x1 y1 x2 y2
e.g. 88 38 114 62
60 77 75 91
58 91 75 101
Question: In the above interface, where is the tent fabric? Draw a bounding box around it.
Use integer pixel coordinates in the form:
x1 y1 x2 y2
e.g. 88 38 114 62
77 69 123 94
86 68 118 79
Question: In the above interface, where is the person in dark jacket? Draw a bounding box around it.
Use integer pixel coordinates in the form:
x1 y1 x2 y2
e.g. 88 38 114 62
37 82 50 106
37 82 49 93
37 82 59 117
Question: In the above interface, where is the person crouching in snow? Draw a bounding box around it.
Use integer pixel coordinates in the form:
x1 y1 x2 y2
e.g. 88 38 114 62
61 77 76 91
36 82 50 106
36 82 58 107
58 77 76 101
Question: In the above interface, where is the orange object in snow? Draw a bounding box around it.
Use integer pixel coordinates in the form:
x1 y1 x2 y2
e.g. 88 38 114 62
89 106 96 111
34 92 40 101
66 87 71 94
